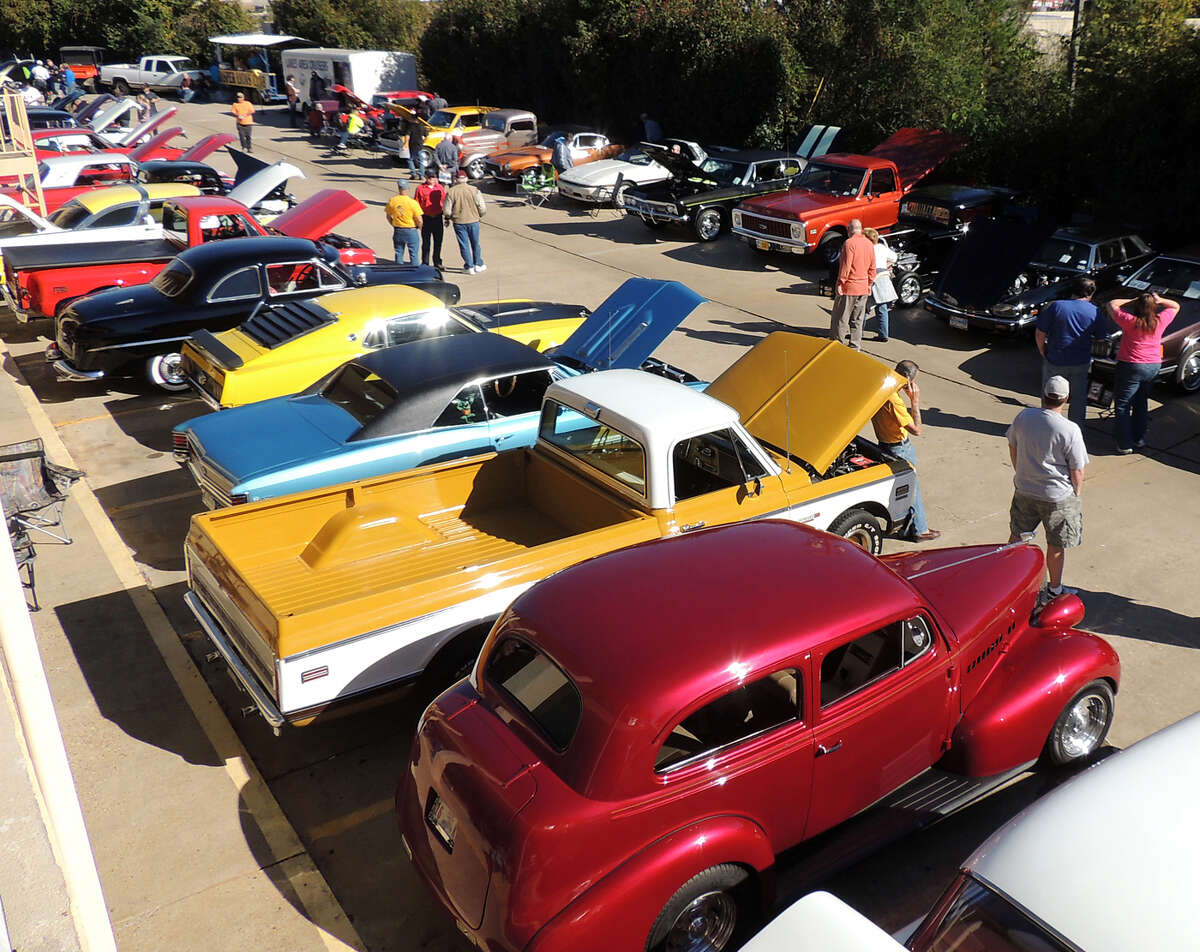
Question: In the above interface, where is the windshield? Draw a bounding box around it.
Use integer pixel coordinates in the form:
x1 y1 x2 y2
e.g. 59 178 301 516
793 161 864 196
150 259 194 297
617 148 653 165
321 362 398 426
540 131 569 147
49 202 91 230
1033 238 1091 271
539 399 646 497
1124 257 1200 299
428 110 457 127
909 874 1072 952
0 207 38 238
694 157 747 186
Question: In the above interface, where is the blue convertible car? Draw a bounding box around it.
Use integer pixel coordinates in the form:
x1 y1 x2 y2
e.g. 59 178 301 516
173 278 705 507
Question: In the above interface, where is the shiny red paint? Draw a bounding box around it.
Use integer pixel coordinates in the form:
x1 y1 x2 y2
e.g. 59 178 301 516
12 191 366 319
397 521 1120 952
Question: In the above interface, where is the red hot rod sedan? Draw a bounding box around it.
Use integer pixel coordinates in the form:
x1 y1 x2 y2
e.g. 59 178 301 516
397 521 1120 952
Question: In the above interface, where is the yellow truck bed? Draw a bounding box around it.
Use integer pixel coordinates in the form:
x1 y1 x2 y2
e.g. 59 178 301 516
188 447 660 659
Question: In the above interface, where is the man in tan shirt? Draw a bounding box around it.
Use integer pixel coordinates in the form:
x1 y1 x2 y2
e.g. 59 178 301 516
444 170 487 273
829 219 876 350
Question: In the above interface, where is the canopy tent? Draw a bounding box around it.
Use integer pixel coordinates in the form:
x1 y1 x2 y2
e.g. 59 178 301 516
208 34 312 104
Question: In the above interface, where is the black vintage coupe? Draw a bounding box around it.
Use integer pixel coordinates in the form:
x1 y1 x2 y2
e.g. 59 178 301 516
923 223 1154 334
623 144 804 242
47 236 459 391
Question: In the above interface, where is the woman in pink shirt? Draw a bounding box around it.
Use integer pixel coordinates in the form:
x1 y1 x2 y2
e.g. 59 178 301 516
1106 291 1180 453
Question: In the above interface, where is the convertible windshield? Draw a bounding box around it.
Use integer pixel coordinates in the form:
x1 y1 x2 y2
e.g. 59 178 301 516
322 363 398 426
1124 257 1200 299
695 158 748 186
1033 238 1091 271
794 162 864 196
539 399 646 496
910 874 1072 952
48 202 91 230
150 259 195 297
617 148 653 165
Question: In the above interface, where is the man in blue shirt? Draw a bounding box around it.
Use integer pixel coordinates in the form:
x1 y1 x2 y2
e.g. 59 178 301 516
1035 276 1099 430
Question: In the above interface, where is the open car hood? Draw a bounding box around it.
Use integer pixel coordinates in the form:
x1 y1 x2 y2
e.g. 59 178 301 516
934 219 1053 310
128 127 185 162
639 142 711 180
88 99 137 136
329 84 369 110
550 278 705 371
385 102 431 130
227 151 305 209
112 107 178 147
706 332 905 475
269 188 364 239
180 133 236 162
868 127 964 192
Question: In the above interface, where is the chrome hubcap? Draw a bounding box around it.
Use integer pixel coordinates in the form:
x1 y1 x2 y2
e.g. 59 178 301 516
900 276 921 305
845 525 876 550
666 891 736 952
1181 352 1200 391
1061 692 1109 758
160 352 184 385
697 213 720 240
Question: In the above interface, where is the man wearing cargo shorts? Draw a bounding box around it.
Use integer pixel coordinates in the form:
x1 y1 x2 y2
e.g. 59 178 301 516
1007 375 1088 603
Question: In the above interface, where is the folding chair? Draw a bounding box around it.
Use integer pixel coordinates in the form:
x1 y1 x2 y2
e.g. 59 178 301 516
519 162 558 207
0 438 84 545
6 517 38 611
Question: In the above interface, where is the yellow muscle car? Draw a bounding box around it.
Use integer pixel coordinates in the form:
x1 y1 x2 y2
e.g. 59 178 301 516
180 284 588 409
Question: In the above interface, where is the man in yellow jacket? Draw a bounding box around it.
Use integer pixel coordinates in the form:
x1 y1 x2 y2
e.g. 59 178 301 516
385 181 424 264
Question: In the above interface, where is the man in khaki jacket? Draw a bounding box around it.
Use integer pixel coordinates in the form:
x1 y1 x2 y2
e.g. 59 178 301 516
444 170 487 273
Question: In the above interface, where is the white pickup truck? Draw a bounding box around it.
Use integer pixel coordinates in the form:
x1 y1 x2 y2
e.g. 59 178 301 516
184 333 922 728
100 56 204 97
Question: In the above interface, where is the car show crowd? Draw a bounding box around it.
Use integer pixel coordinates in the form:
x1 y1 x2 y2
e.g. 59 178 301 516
3 63 1198 952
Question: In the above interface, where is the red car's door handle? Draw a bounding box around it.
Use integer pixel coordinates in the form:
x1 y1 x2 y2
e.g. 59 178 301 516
815 741 843 757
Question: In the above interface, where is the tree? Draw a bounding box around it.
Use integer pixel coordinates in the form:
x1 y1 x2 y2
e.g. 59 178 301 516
272 0 432 78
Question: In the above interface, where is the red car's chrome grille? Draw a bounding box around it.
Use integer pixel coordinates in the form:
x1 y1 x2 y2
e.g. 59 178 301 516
741 214 792 239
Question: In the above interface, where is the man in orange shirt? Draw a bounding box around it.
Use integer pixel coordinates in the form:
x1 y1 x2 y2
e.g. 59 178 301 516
871 358 940 542
829 218 876 351
231 92 255 153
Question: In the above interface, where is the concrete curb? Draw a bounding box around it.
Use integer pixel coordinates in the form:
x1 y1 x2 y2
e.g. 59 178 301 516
0 337 365 952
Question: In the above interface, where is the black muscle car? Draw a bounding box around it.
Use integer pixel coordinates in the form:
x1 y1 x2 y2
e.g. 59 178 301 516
46 236 458 392
923 223 1154 333
623 144 804 242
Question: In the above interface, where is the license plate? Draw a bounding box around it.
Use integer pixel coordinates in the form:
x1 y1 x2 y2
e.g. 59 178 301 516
757 240 770 251
426 792 457 852
949 315 969 330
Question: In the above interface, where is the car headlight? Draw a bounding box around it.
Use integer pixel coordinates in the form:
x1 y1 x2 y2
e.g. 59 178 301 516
790 221 806 240
732 210 743 228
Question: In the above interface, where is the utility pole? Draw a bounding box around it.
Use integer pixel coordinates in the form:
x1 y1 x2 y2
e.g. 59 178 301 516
1067 0 1086 98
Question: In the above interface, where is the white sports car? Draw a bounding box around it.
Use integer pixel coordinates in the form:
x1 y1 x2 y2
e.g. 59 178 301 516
558 139 703 207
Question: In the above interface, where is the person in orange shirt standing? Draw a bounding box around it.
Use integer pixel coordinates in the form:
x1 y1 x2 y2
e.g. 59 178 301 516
231 91 255 153
829 218 876 351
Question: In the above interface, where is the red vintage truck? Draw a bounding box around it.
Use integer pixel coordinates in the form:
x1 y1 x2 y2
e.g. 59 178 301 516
1 191 369 322
731 128 962 263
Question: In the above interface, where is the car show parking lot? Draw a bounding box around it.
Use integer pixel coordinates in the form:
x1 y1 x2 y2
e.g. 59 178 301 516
3 99 1199 951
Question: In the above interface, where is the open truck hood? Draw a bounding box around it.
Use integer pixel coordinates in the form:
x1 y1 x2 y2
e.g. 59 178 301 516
706 332 905 475
868 127 964 192
267 189 362 240
550 278 705 371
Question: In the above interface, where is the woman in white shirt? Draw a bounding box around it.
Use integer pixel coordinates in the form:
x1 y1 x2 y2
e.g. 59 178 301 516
865 227 898 342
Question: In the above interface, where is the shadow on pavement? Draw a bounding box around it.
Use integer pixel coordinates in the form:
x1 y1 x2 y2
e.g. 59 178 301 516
1077 589 1200 649
526 219 658 245
681 317 798 349
94 469 201 572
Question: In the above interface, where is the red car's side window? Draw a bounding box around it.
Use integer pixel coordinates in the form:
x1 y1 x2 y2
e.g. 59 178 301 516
819 616 935 709
655 669 802 774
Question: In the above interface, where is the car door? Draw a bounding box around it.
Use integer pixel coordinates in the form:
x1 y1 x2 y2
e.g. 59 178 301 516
667 426 786 533
805 614 955 839
480 369 555 453
654 666 814 851
416 383 492 466
862 166 903 230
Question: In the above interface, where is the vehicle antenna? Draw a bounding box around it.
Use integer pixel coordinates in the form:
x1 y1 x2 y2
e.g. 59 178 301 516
784 347 791 474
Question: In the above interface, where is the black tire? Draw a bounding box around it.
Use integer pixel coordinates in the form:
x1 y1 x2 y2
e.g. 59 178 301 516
816 232 845 267
897 272 923 307
1174 346 1200 393
112 78 130 96
613 181 632 209
641 216 669 230
693 207 724 242
826 508 884 554
415 627 491 705
249 87 264 105
646 864 750 952
1043 680 1115 765
146 352 188 392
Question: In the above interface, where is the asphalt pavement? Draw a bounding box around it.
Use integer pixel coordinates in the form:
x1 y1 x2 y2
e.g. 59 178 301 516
1 97 1197 950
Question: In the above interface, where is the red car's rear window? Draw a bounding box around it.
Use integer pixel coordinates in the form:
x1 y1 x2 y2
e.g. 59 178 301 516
486 638 581 752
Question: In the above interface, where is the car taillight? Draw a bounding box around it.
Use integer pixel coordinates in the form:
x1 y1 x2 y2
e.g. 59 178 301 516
229 493 249 506
171 431 190 460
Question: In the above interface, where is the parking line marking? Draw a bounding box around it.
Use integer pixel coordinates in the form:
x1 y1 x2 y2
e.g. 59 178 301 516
53 399 201 429
306 798 394 842
105 488 201 515
1 339 365 952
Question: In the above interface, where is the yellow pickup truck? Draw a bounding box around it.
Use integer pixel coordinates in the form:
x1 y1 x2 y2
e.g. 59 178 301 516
184 333 920 728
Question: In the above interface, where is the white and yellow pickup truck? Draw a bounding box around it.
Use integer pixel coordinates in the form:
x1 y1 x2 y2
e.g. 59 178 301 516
184 333 921 728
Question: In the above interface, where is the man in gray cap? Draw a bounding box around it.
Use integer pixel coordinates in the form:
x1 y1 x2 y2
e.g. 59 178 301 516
1006 374 1089 603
